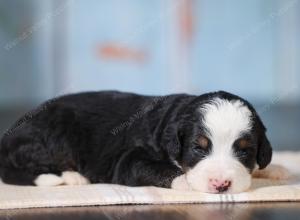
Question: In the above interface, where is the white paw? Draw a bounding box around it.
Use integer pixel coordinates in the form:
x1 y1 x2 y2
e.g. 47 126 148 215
61 171 90 185
34 174 64 186
252 164 291 180
171 174 191 190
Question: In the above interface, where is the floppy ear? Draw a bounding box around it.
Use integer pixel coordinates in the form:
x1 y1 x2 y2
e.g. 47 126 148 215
164 126 182 159
254 112 272 169
241 99 273 170
256 132 272 169
160 120 183 161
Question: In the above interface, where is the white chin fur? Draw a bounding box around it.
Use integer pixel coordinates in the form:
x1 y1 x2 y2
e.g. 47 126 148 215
185 158 252 193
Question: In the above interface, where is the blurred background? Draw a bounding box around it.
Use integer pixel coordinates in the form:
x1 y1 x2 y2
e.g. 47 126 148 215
0 0 299 150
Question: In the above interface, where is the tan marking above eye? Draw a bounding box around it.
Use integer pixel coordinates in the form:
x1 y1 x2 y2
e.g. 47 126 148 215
197 135 209 149
238 138 251 149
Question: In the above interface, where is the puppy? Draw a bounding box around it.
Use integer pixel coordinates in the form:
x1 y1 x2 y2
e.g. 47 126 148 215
0 91 274 193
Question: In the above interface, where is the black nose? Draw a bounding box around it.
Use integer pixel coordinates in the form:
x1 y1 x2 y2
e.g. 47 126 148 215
216 185 230 193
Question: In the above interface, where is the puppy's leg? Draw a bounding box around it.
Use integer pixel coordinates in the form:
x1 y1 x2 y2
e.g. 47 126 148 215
113 148 184 188
61 171 90 185
34 174 64 186
34 171 90 186
252 164 290 180
0 167 39 186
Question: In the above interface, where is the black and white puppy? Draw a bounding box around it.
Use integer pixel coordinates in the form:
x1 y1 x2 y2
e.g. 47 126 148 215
0 91 273 193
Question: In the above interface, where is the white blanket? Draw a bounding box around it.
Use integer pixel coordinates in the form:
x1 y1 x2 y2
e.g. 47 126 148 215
0 151 299 210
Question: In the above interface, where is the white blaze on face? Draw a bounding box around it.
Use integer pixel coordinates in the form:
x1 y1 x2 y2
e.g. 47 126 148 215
186 98 253 193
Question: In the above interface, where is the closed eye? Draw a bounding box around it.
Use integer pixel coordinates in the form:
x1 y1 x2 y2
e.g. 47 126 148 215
195 135 211 150
235 137 254 150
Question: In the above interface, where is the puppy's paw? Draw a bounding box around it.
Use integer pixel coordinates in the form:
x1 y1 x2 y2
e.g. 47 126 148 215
61 171 90 185
171 174 191 190
252 164 291 180
34 174 64 186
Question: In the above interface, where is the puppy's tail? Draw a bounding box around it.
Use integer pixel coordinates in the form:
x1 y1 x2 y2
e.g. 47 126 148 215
0 137 36 186
0 166 36 185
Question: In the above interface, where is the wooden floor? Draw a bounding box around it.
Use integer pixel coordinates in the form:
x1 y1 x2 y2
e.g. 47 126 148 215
0 202 300 220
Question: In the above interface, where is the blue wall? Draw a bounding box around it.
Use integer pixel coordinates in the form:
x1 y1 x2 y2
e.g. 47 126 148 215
0 0 299 149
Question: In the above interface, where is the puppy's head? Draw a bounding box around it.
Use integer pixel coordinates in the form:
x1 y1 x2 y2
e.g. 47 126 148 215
173 91 272 193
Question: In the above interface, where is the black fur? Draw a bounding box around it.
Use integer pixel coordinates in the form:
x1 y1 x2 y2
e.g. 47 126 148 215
0 91 272 186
